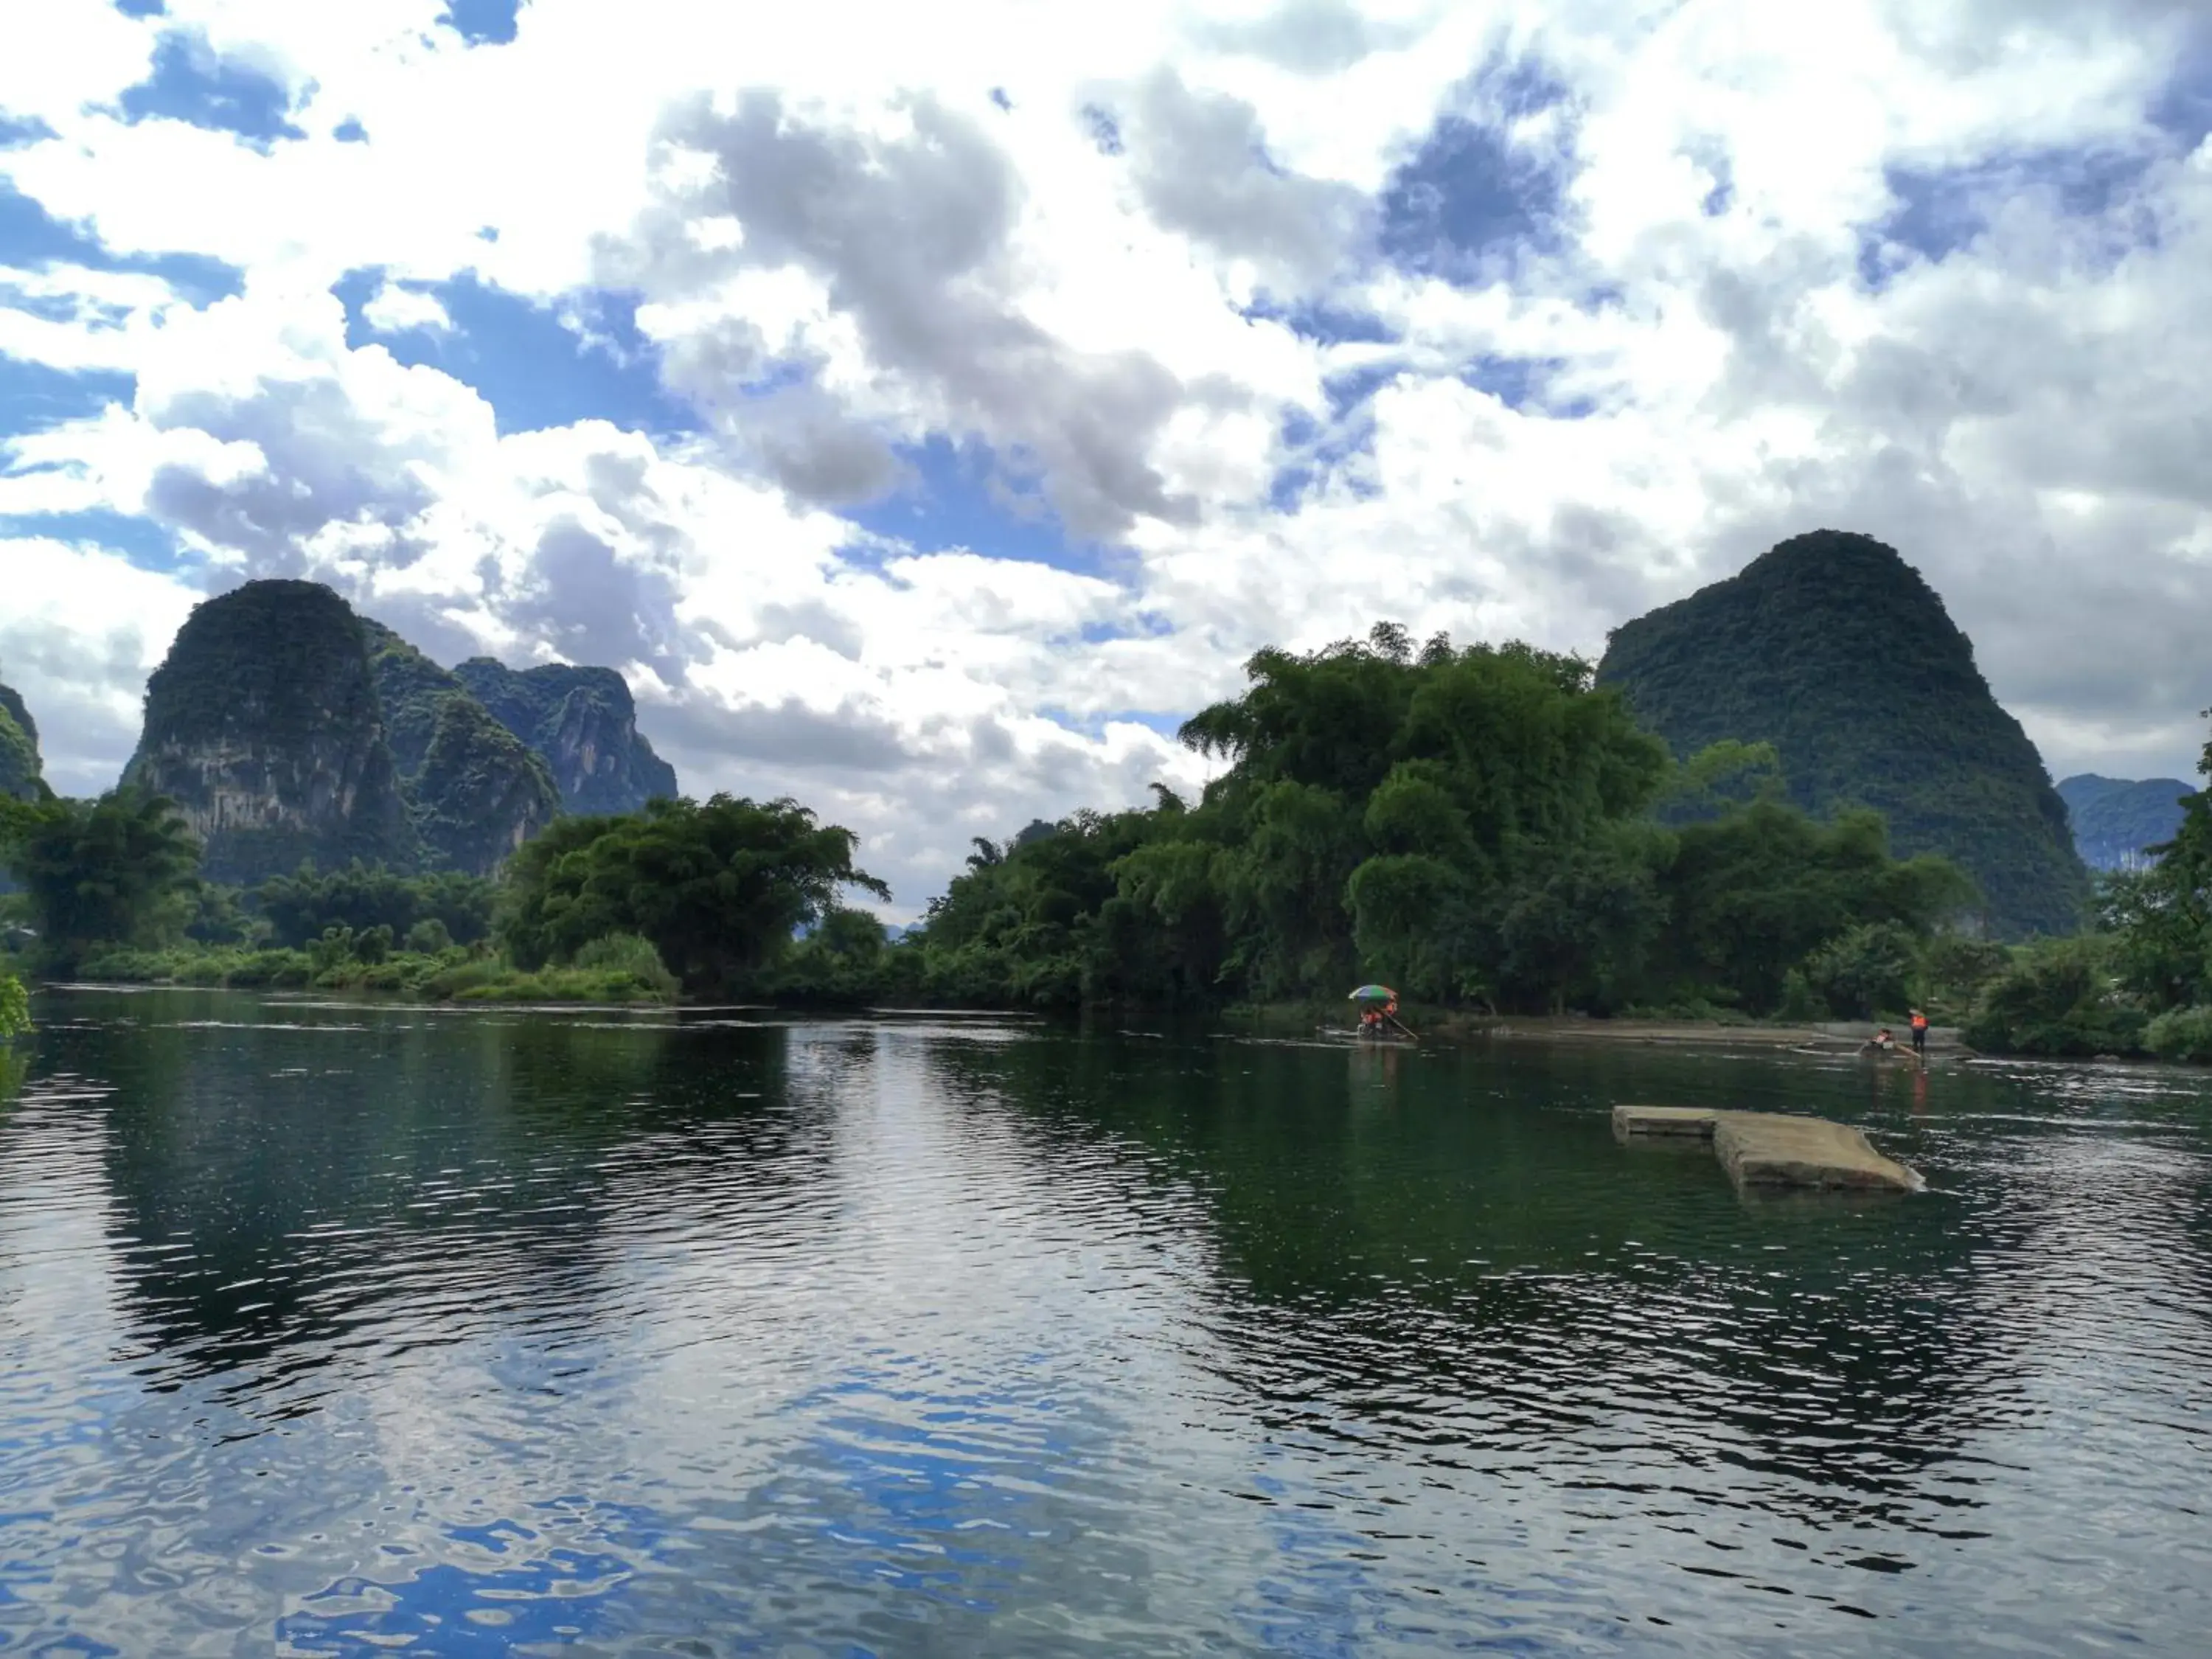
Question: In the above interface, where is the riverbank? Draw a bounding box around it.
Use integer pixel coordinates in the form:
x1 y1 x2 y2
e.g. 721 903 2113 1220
1441 1013 1968 1052
1222 1000 1966 1056
12 945 677 1006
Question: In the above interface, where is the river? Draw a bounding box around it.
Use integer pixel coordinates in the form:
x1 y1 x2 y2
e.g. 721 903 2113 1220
2 989 2209 1655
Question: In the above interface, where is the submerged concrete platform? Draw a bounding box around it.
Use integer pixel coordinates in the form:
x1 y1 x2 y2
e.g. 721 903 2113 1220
1612 1105 1924 1194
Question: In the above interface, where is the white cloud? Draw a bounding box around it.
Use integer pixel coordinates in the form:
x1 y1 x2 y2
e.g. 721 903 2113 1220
359 280 453 335
0 540 201 796
4 0 2212 905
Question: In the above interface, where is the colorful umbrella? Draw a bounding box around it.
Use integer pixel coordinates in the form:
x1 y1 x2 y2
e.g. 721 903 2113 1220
1348 984 1397 1001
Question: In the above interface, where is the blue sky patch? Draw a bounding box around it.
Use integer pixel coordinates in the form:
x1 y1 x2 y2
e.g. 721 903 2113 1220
439 0 524 46
119 29 306 149
0 112 57 148
1269 367 1394 512
1863 147 2163 288
1239 296 1397 346
114 0 165 14
844 435 1103 574
1379 54 1579 281
1461 354 1584 414
0 506 182 571
333 269 697 437
0 361 133 431
1 180 244 305
1380 116 1572 277
333 117 367 143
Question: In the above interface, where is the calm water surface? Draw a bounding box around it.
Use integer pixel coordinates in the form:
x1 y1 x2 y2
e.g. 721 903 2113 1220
2 990 2210 1655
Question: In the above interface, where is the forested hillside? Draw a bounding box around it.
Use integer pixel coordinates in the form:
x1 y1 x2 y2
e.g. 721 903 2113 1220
453 658 677 815
1597 530 2089 938
362 622 561 877
0 678 42 804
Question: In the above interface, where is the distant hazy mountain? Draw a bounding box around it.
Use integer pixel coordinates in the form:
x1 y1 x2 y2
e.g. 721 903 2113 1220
1598 529 2091 938
2056 774 2193 871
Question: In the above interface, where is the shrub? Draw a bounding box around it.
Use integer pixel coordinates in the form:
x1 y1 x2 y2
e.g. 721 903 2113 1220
2145 1006 2212 1064
0 970 27 1040
1964 939 2147 1057
405 918 453 955
1800 922 1920 1019
571 932 681 998
1775 968 1820 1023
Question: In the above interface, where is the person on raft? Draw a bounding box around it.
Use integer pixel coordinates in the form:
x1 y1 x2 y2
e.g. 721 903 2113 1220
1865 1026 1897 1054
1909 1009 1930 1057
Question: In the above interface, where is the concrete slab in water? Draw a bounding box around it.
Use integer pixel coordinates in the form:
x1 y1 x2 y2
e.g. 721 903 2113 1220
1612 1105 1923 1194
1612 1105 1722 1138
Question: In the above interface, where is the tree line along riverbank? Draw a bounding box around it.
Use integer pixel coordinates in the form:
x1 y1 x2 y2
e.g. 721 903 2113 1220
5 620 2210 1063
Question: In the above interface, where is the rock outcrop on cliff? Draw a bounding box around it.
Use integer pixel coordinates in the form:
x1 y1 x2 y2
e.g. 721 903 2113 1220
452 658 678 815
126 582 419 886
1597 529 2091 938
362 622 560 877
0 678 44 803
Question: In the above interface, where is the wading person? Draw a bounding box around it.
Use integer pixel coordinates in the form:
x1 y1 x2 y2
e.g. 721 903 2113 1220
1910 1008 1929 1058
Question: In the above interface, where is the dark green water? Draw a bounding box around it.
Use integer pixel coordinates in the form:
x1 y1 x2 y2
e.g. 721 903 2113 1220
3 990 2210 1655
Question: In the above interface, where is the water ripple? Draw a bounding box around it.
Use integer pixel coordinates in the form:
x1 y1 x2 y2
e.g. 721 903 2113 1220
1 993 2210 1652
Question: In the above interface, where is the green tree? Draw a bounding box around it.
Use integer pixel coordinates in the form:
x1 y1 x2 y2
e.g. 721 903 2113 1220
908 621 1969 1015
1799 921 1920 1019
0 970 28 1040
500 794 890 996
1 790 203 967
252 862 496 948
1964 936 2146 1058
1654 800 1974 1012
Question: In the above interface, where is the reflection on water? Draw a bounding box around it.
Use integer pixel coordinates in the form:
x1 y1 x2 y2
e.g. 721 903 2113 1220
3 990 2211 1654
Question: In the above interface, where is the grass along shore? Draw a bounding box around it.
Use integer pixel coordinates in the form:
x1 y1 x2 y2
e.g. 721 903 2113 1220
15 934 681 1005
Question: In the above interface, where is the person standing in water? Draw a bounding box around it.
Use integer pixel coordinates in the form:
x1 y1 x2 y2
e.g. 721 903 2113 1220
1910 1008 1930 1058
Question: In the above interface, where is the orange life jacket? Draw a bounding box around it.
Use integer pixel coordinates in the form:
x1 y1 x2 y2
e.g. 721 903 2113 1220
1910 1013 1928 1032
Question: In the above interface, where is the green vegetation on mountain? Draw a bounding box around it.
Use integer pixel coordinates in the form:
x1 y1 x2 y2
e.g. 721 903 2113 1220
360 621 562 876
1 678 44 804
453 657 678 815
2056 774 2190 872
1597 530 2090 939
127 581 418 885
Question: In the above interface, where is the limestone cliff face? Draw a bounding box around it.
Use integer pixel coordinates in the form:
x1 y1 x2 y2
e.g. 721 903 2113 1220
362 622 561 876
0 679 43 803
127 582 418 885
453 658 679 815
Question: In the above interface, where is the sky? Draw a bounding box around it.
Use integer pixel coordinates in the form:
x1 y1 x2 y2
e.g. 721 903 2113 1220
4 0 2211 915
